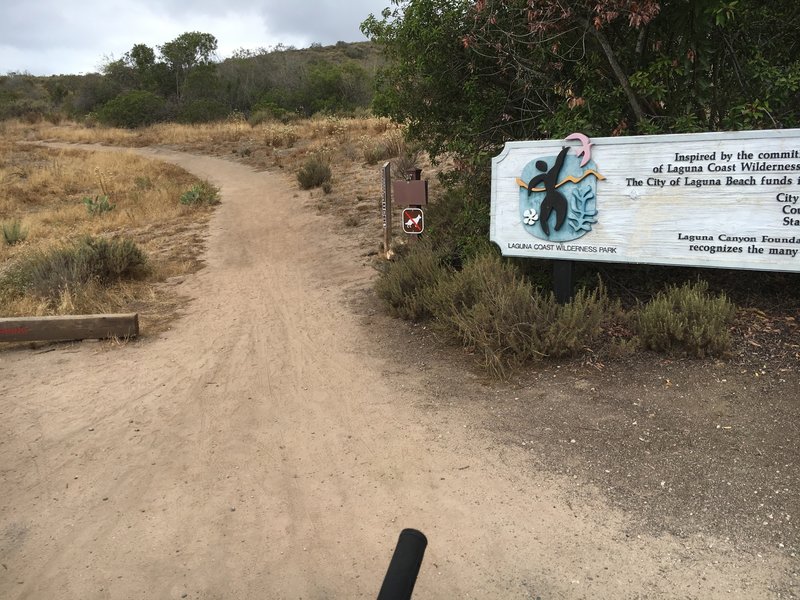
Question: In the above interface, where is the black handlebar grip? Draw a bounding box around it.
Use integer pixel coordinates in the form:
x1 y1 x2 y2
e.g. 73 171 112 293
377 528 428 600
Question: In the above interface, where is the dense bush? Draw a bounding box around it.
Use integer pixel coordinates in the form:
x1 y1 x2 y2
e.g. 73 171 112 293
97 90 165 128
0 97 51 121
1 39 379 126
177 99 229 123
376 244 616 375
1 236 148 305
363 141 397 165
363 131 406 165
637 280 736 357
375 239 450 321
424 186 493 269
248 100 296 125
263 125 299 148
426 255 614 375
296 154 332 190
72 73 123 115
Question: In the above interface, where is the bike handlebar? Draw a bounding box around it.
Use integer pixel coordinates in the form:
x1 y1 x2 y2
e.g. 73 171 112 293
376 528 428 600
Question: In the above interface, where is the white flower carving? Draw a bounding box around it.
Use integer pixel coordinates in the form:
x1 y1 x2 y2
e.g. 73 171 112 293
523 208 539 226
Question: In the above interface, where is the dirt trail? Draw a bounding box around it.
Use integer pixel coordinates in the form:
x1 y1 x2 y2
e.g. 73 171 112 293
0 148 793 599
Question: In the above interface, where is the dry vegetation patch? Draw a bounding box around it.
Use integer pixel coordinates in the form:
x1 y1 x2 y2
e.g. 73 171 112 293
0 135 215 333
1 114 421 338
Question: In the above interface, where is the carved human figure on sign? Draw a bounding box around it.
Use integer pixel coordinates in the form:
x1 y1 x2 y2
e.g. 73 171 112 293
527 146 570 236
516 134 604 243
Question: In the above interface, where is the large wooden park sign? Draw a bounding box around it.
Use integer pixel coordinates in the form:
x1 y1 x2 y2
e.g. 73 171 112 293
490 129 800 273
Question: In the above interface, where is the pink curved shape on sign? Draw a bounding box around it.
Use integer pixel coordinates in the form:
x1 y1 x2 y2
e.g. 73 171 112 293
565 132 592 167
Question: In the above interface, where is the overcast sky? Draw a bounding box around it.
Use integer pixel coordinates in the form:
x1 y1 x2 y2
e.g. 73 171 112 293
0 0 393 76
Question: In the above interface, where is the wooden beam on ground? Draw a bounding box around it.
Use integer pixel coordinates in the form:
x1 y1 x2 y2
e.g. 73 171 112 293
0 314 139 343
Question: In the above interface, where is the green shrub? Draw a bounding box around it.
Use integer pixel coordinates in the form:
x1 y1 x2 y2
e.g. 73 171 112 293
82 112 99 128
1 236 148 304
263 126 299 148
248 102 296 126
97 91 165 128
180 181 220 206
392 148 422 177
248 110 274 127
45 111 65 125
2 219 28 245
426 254 615 376
343 45 365 59
83 194 115 215
297 154 332 190
362 132 408 165
375 239 450 321
0 98 50 121
177 99 228 124
363 142 394 165
424 186 493 269
636 280 736 357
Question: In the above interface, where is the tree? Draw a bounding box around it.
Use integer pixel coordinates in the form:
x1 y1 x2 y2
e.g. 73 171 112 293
362 0 800 173
159 32 218 99
124 44 166 93
96 90 165 128
300 61 372 115
217 50 271 111
100 43 170 97
182 63 223 103
72 73 123 114
102 57 137 90
362 0 494 166
127 44 156 73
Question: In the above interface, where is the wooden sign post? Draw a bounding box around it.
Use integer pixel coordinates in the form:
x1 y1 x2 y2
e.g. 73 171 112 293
552 261 574 304
381 161 392 254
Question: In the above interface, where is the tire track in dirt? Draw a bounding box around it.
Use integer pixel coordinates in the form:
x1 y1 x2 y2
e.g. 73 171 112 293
0 147 794 599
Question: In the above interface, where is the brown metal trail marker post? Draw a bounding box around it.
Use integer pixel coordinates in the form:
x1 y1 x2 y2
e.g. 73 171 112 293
393 169 428 246
381 161 392 255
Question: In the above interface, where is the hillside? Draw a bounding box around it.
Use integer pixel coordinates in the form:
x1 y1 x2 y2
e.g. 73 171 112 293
0 40 381 123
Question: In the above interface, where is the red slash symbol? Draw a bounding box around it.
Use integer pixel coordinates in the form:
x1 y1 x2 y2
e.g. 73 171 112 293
402 208 424 234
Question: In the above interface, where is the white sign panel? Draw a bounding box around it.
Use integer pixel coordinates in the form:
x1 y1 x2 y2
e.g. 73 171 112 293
490 129 800 272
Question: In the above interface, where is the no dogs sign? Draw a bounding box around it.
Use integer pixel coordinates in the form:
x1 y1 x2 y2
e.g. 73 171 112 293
402 208 424 235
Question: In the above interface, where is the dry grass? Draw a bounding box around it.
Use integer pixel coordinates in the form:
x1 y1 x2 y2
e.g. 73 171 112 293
0 113 436 337
0 133 214 333
3 114 397 159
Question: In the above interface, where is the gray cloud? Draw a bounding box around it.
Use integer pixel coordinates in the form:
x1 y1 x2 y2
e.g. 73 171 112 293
0 0 390 75
255 0 385 44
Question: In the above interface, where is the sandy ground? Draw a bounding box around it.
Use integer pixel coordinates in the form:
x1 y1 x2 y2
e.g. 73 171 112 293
1 148 796 599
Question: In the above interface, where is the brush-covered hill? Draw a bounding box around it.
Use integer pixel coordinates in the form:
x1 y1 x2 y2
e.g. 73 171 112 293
0 40 381 125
